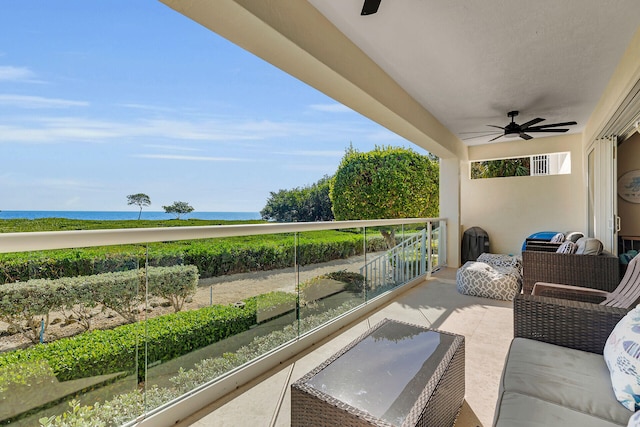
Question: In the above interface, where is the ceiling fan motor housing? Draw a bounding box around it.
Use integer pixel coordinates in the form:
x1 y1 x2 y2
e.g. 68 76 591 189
504 111 520 136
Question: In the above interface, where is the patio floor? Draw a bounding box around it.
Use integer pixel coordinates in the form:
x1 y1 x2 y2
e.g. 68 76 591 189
177 268 514 427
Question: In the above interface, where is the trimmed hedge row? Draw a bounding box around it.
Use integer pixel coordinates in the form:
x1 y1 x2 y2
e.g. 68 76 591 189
38 300 360 427
0 265 198 343
0 299 257 383
0 232 388 284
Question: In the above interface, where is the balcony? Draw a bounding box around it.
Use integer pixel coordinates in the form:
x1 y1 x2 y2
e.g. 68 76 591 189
0 218 518 427
178 267 513 427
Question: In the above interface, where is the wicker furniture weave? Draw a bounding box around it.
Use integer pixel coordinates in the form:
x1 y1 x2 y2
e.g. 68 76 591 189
532 254 640 307
514 293 628 354
522 250 619 294
291 319 465 427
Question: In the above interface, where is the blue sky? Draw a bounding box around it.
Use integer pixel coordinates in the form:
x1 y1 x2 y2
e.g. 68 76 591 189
1 1 423 212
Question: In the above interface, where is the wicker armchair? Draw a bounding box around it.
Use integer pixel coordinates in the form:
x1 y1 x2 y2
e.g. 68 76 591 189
522 250 619 294
515 255 640 354
514 294 627 354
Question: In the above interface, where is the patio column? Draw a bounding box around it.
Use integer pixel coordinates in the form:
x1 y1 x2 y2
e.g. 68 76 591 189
440 157 461 267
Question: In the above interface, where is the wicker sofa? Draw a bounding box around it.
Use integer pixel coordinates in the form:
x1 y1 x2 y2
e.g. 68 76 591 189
522 249 620 294
493 293 632 426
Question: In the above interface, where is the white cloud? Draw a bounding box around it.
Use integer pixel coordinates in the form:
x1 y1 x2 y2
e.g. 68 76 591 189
0 108 406 148
0 66 37 82
309 103 353 113
134 154 249 162
0 94 89 108
0 115 330 144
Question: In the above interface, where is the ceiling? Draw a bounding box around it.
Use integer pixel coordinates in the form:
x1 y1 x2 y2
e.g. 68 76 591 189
307 0 640 145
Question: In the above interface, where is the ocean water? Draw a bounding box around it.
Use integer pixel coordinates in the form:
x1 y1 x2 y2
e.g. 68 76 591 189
0 210 261 221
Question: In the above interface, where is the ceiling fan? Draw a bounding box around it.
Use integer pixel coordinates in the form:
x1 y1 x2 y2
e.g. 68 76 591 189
473 111 577 142
361 0 382 15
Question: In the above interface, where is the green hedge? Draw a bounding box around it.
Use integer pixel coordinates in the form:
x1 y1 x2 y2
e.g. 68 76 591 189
0 299 257 383
0 231 387 284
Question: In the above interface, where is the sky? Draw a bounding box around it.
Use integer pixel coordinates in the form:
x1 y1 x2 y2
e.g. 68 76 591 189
0 1 425 213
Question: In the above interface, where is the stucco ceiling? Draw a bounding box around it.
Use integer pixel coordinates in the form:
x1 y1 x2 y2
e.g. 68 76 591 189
307 0 640 145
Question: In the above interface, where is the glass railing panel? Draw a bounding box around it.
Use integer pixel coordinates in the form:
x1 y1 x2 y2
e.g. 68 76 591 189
0 244 145 426
296 228 368 334
0 218 444 425
142 233 296 415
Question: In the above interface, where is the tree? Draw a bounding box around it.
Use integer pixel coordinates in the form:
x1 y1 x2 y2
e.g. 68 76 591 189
260 176 334 222
127 193 151 220
330 146 439 248
470 157 530 179
162 201 194 220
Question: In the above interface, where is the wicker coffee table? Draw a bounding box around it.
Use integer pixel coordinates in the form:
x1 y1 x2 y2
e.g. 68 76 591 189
291 319 465 427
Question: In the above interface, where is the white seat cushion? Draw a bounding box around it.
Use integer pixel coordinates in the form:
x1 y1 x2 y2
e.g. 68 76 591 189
498 338 632 425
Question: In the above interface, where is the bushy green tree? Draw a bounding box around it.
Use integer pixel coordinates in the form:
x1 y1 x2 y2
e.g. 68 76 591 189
261 176 334 222
162 201 194 220
126 193 151 220
330 146 439 247
470 157 530 179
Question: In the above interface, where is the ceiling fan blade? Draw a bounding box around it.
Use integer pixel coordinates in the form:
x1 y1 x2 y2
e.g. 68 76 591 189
526 128 571 133
519 118 545 130
519 133 533 140
488 134 504 142
459 130 503 135
461 133 502 140
527 121 577 130
361 0 382 15
487 125 505 130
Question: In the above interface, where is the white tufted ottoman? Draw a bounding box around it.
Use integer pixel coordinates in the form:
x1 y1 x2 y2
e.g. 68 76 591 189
456 254 523 300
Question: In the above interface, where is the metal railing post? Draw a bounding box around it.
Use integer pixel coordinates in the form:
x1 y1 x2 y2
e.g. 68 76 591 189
426 223 432 278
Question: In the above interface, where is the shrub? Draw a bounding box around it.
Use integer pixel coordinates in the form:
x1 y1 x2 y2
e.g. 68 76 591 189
0 359 56 394
0 231 387 284
146 265 199 312
0 279 64 343
0 265 199 335
87 270 143 324
37 299 359 426
0 300 257 383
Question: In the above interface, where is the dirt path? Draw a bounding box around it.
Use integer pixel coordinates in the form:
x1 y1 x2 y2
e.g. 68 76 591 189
196 254 367 306
0 255 369 353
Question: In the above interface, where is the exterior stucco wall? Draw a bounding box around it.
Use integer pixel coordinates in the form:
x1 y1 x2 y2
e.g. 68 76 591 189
460 134 585 259
619 132 640 237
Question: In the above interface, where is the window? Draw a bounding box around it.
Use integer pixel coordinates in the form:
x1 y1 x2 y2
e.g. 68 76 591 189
470 152 571 179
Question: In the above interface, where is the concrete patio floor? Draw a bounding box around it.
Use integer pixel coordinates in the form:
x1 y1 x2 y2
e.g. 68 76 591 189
177 268 514 427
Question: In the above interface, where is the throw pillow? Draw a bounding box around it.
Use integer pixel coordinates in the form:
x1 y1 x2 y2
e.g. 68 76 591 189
575 237 603 255
628 410 640 427
550 232 566 243
556 241 577 254
564 231 584 243
604 305 640 411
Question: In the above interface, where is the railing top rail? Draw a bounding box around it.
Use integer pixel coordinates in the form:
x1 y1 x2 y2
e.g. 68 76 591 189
0 218 446 253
